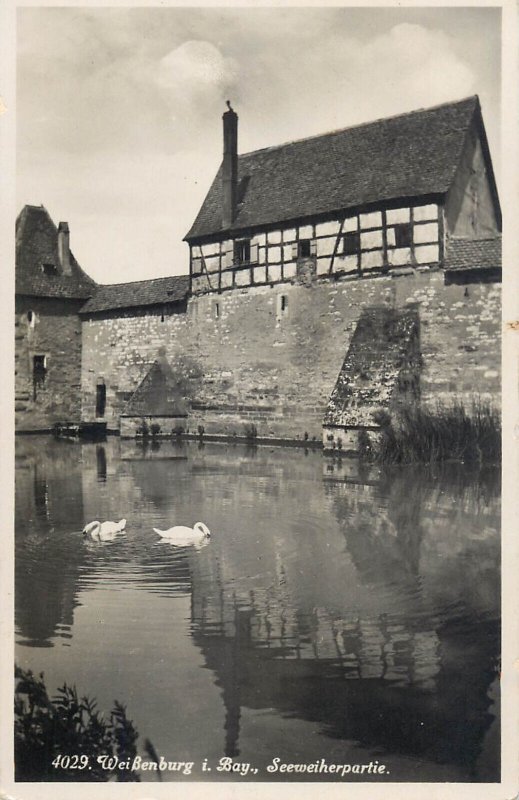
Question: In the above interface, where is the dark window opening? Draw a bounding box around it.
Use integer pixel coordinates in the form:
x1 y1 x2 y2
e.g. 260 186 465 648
214 302 220 319
33 355 46 399
298 239 311 258
281 295 288 312
343 232 360 255
394 223 412 248
234 239 251 264
96 383 106 417
27 310 35 327
41 263 58 275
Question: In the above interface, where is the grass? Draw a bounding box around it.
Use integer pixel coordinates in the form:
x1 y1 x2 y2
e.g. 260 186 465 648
364 399 501 465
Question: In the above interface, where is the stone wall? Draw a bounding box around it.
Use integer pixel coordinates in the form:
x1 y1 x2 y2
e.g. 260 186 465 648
15 296 84 431
81 270 501 440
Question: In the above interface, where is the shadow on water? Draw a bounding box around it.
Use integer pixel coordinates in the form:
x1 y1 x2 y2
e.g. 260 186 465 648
15 437 500 782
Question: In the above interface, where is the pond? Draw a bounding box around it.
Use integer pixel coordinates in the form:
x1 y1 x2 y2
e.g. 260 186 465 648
15 435 500 783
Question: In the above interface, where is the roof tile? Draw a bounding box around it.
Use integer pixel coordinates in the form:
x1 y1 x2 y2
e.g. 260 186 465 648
16 205 96 299
186 96 480 240
80 275 189 314
445 237 502 271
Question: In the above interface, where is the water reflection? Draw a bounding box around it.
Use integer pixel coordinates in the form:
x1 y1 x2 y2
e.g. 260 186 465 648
15 437 500 782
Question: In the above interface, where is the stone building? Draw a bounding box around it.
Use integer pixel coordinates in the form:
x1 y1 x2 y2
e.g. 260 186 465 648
16 97 502 445
78 95 501 447
15 205 96 432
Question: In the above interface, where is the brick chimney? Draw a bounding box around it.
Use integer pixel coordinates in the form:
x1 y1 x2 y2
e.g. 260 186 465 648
222 101 238 229
57 221 71 275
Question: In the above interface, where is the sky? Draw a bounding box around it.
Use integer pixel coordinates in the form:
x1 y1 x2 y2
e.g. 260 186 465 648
16 7 501 285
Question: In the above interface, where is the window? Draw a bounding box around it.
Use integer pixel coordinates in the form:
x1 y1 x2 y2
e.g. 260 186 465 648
343 232 360 256
214 302 220 319
394 223 412 248
33 355 47 399
96 382 106 417
41 263 58 275
298 239 311 258
281 295 288 312
27 310 36 328
234 239 251 264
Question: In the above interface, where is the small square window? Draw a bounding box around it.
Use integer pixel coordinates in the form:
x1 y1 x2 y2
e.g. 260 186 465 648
343 232 360 256
298 239 311 258
234 239 251 264
41 263 58 275
394 223 412 248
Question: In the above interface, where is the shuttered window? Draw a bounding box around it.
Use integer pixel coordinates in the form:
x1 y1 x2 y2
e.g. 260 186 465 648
234 239 251 264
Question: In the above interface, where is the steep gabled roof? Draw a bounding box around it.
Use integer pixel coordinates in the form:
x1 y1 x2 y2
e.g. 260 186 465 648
123 357 188 417
445 236 502 271
186 96 486 241
80 275 189 315
16 205 96 299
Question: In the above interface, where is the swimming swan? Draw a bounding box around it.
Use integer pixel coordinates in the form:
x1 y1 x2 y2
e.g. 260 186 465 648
83 519 126 541
153 522 211 547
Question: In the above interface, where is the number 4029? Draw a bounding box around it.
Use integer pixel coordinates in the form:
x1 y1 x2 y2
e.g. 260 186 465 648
52 754 90 769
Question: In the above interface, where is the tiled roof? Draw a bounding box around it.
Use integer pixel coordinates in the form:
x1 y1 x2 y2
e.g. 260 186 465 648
445 236 502 271
16 205 96 299
186 96 484 241
80 275 190 314
123 358 188 416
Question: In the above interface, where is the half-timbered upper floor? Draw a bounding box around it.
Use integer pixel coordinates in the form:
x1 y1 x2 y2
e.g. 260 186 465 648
185 96 501 295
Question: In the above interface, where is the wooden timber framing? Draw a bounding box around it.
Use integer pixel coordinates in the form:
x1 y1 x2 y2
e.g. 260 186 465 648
190 201 443 296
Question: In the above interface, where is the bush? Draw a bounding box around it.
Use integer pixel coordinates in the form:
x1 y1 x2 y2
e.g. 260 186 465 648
373 399 500 464
135 419 149 438
14 666 140 782
243 423 258 441
149 422 161 438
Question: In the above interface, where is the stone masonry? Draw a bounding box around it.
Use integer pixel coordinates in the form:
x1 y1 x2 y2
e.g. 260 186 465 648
80 269 501 440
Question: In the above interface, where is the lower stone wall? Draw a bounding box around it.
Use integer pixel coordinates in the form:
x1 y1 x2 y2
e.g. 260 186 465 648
80 270 501 439
120 415 187 438
16 296 84 431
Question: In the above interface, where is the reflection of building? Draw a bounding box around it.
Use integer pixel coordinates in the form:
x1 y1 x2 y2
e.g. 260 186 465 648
15 206 96 431
15 439 86 645
15 439 500 780
186 457 500 777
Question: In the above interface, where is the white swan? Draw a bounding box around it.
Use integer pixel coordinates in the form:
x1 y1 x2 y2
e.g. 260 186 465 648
153 522 211 547
83 519 126 541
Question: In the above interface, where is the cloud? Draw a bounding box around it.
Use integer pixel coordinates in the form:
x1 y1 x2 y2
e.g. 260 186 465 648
231 22 477 152
16 10 497 285
154 40 239 137
158 40 237 93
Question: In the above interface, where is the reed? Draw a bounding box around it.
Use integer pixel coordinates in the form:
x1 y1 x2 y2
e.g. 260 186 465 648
368 399 501 464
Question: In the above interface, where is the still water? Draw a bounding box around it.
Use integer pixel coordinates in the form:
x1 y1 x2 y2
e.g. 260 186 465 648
15 436 500 782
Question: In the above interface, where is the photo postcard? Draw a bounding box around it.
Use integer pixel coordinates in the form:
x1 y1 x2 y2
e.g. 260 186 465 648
1 2 518 799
